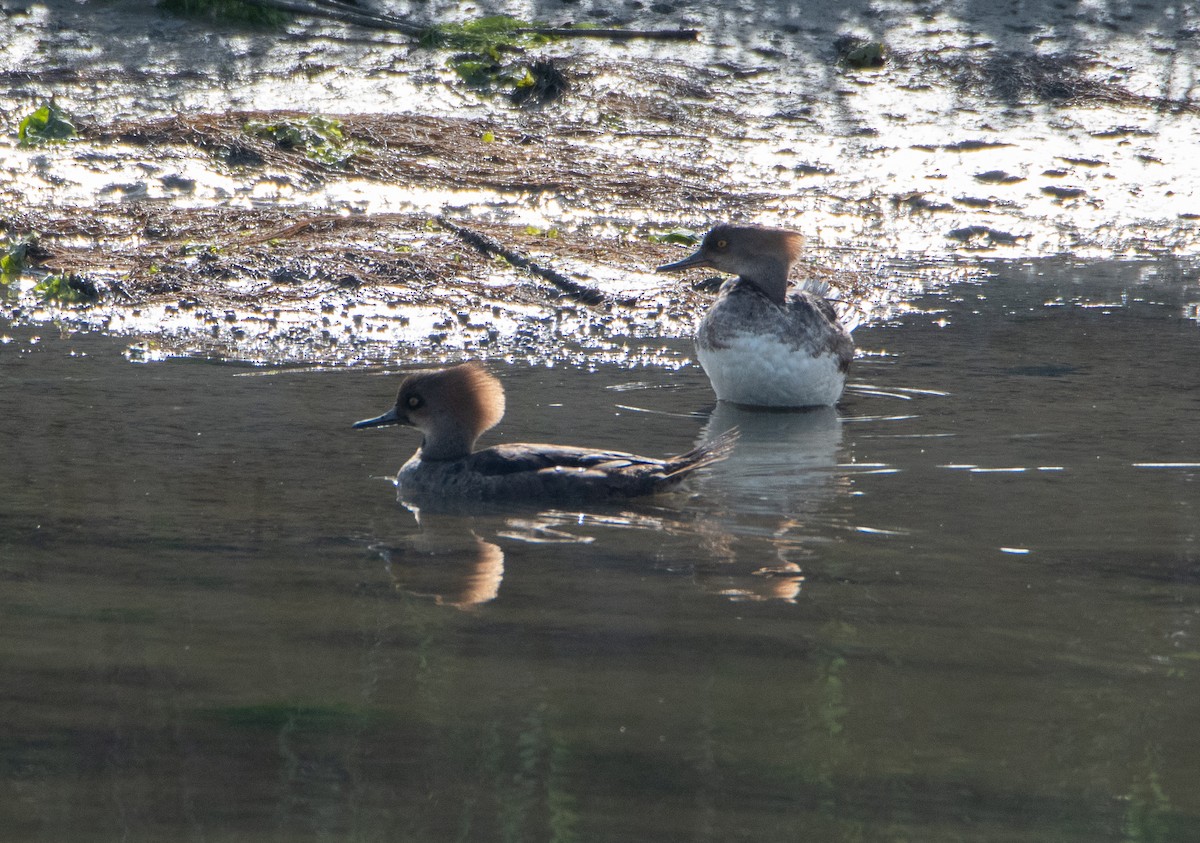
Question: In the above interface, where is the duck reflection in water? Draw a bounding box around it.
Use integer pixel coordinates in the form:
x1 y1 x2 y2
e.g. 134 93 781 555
688 402 847 602
372 509 505 609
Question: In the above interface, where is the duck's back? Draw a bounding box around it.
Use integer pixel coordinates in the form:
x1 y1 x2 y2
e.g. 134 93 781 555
396 434 734 502
696 280 854 407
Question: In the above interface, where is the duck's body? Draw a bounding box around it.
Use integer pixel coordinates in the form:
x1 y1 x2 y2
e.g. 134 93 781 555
394 439 732 502
658 224 854 408
696 278 851 407
354 362 735 503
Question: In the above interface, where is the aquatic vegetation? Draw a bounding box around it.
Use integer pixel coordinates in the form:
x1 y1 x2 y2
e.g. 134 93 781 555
418 15 550 53
836 36 887 69
158 0 289 26
242 115 358 167
510 60 569 106
33 273 99 303
1 237 35 283
448 56 512 87
646 229 701 245
17 101 76 147
448 55 569 105
422 16 569 104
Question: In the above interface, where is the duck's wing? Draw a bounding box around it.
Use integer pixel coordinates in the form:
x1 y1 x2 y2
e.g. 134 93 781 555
786 289 842 324
467 444 663 476
464 431 737 499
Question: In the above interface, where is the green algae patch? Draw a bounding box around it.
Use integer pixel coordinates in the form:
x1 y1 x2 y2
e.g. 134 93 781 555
449 55 569 104
419 15 551 53
424 16 570 104
243 115 358 167
18 102 76 147
1 238 34 283
2 234 96 302
836 36 887 69
646 228 701 246
34 273 99 303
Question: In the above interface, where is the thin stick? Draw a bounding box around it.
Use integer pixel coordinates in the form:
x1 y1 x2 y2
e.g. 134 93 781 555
517 27 699 41
436 217 622 307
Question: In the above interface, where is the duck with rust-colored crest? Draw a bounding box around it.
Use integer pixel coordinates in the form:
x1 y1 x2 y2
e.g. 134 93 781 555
354 362 736 503
657 224 855 408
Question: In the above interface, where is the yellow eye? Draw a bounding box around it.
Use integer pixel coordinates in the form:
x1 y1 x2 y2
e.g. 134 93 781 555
406 394 423 410
716 239 728 249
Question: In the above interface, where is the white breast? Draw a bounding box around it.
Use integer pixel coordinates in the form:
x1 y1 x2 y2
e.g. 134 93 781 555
696 333 846 407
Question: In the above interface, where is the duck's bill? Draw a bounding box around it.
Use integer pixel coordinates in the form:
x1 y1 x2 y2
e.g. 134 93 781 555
655 250 711 273
353 406 406 429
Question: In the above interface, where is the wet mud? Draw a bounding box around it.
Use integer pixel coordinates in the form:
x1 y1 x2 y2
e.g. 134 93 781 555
2 0 1198 362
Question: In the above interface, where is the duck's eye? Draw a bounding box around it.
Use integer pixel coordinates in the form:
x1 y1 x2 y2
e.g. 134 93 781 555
716 239 728 250
406 394 424 410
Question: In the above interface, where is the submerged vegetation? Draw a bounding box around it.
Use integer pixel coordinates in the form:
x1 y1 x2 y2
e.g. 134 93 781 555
450 56 570 105
155 4 573 103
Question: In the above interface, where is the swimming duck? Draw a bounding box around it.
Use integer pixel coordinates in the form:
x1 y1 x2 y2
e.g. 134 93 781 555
657 224 855 407
353 362 736 502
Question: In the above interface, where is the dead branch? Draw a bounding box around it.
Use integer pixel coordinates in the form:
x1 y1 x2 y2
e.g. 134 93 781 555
518 27 699 42
436 216 618 307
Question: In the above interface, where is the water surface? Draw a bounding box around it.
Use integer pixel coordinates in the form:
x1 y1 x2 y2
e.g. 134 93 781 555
2 258 1199 841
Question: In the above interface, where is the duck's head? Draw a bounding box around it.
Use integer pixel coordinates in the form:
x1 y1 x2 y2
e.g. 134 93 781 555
354 362 506 461
655 224 804 304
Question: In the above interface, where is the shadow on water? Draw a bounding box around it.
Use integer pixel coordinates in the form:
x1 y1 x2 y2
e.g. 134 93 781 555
2 258 1200 841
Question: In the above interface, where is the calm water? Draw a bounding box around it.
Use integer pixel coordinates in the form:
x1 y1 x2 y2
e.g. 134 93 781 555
2 259 1199 842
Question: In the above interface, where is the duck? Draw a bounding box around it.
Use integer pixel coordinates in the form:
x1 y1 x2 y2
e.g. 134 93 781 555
353 362 737 502
656 223 855 407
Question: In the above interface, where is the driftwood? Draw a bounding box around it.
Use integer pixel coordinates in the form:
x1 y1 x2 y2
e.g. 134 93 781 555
237 0 699 41
436 216 620 307
517 27 699 42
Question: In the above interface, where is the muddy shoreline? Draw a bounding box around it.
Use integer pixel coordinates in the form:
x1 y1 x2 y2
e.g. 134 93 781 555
2 0 1198 363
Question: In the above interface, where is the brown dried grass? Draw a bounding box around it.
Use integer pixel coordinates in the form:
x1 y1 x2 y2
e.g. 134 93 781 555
88 110 756 210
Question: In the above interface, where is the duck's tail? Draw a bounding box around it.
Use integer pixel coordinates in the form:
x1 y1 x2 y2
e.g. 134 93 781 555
664 427 739 478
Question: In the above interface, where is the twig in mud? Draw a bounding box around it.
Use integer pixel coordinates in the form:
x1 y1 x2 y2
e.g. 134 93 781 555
436 217 622 307
517 27 699 42
237 215 346 245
